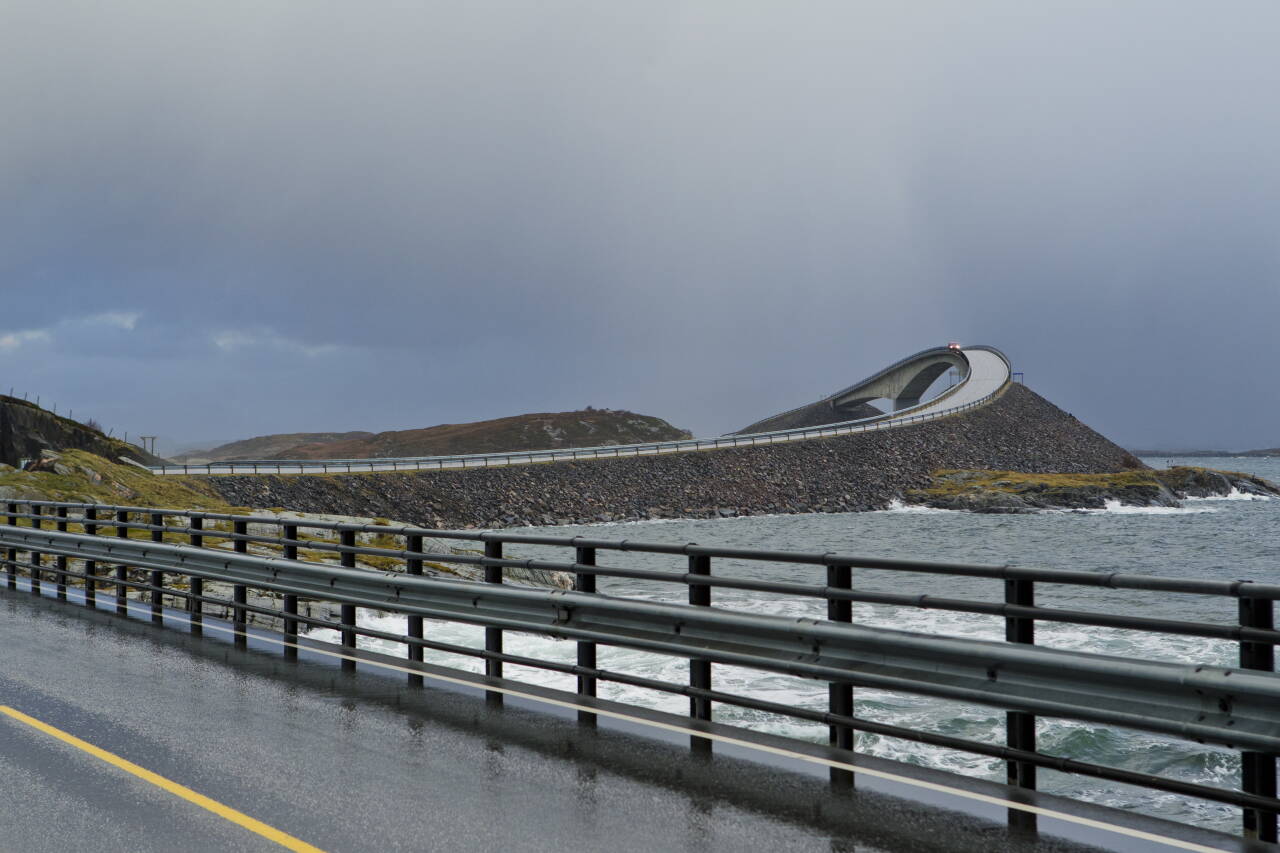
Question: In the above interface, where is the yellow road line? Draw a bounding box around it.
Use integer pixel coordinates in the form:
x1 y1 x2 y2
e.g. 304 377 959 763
0 705 326 853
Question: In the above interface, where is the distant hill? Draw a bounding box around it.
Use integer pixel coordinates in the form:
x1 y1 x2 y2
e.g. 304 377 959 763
1129 449 1231 458
173 432 374 463
1130 448 1280 458
181 410 693 462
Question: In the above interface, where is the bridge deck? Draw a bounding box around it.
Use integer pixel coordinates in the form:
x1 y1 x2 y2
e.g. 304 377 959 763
1 587 1250 853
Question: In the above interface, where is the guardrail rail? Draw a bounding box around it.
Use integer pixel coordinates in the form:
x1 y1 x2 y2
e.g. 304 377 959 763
1 496 1276 844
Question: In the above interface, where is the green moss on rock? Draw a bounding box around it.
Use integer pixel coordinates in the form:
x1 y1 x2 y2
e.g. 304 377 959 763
0 450 231 509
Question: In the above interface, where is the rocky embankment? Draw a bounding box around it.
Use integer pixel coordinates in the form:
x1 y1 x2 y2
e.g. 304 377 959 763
200 384 1146 529
904 467 1280 513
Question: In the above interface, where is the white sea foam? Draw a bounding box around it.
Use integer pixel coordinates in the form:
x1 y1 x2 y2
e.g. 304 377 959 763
1085 499 1218 515
880 499 957 514
884 497 1221 515
1184 488 1273 502
519 511 802 531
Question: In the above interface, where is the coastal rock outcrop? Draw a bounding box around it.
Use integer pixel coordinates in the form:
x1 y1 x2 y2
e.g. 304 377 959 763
0 396 165 468
905 467 1279 513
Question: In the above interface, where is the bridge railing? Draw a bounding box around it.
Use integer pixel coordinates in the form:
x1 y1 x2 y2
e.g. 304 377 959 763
0 497 1275 841
151 368 1009 476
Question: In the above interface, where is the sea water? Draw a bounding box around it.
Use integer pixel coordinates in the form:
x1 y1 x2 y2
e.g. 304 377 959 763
309 455 1280 833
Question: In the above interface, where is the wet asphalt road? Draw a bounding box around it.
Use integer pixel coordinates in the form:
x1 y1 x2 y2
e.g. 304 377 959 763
0 586 1218 853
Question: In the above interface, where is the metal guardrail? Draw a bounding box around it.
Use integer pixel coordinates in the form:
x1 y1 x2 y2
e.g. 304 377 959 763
152 348 1010 475
1 497 1276 841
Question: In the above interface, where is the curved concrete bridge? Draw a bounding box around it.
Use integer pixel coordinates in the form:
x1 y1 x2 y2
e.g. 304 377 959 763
736 345 1007 434
836 348 967 412
153 346 1012 475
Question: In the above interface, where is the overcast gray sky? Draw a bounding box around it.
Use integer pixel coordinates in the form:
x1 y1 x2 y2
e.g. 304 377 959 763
2 1 1277 452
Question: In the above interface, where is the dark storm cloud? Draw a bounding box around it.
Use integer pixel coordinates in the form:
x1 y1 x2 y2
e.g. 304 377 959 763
2 1 1278 451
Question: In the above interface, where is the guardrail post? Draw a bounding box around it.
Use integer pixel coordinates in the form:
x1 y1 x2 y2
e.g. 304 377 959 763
149 512 164 623
5 502 15 589
575 545 597 724
340 529 357 671
115 510 130 615
189 516 203 634
689 552 712 752
83 508 97 605
55 507 68 600
405 533 423 685
1005 577 1036 832
1240 592 1277 842
282 523 298 659
29 504 42 596
233 519 249 645
484 539 503 704
827 563 854 787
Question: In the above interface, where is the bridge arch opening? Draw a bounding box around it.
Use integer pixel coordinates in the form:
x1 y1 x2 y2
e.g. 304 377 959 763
836 372 954 417
890 361 963 410
829 352 968 415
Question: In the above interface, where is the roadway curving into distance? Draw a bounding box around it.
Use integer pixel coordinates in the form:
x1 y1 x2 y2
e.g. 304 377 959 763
153 346 1012 476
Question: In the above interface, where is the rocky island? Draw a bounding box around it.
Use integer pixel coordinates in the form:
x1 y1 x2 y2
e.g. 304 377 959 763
903 467 1280 513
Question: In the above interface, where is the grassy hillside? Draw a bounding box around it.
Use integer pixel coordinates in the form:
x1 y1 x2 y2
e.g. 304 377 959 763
0 450 230 508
